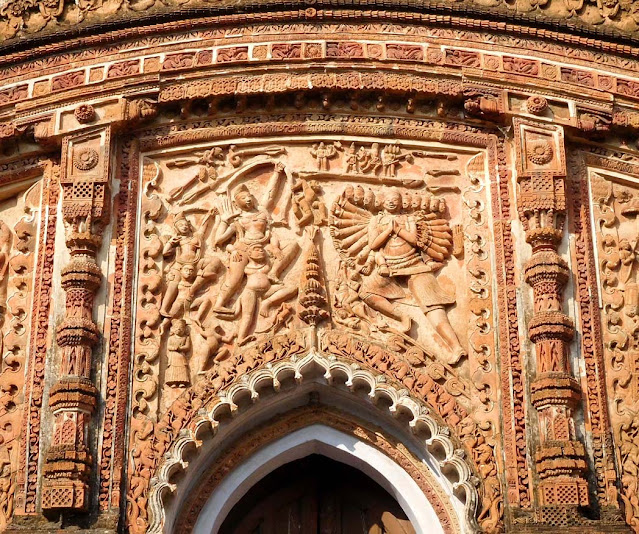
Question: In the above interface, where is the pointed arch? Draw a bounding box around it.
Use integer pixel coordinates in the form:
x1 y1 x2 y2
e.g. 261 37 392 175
187 419 459 534
139 347 485 533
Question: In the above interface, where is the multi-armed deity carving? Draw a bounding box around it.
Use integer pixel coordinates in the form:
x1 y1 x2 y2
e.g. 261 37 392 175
134 139 478 408
330 185 465 364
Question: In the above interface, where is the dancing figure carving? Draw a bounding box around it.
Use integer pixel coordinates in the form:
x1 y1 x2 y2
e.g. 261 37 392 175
213 163 300 314
160 210 220 326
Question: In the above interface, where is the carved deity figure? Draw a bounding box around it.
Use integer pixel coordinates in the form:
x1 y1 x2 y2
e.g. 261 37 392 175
160 210 220 325
128 438 155 533
344 143 358 174
381 144 403 177
310 142 337 171
165 319 192 387
331 186 466 364
357 143 382 174
291 178 327 229
234 244 299 345
214 163 299 313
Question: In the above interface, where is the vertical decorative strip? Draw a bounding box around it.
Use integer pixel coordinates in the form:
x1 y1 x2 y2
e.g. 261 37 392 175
514 119 589 521
42 127 112 512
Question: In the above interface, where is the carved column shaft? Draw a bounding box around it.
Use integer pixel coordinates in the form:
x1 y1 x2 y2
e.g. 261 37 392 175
515 120 589 515
42 127 111 512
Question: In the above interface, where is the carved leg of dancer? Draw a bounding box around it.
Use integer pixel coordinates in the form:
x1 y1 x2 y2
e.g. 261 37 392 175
160 280 179 317
214 254 248 313
260 286 298 317
424 307 466 364
295 205 313 229
191 295 211 326
362 294 411 333
237 290 258 346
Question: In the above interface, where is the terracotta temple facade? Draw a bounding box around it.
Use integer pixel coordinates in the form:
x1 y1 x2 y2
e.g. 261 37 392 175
3 1 639 532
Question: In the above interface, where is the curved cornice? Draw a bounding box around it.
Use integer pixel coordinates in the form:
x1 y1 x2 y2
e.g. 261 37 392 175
2 0 639 57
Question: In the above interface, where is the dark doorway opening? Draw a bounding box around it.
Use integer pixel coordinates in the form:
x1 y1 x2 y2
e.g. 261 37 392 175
219 454 416 534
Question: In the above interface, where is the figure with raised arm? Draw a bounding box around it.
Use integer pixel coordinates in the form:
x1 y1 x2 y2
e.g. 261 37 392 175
160 210 220 325
213 163 299 313
365 189 466 363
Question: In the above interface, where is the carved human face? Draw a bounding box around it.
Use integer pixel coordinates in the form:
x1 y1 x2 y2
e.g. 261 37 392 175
170 320 187 336
175 218 190 235
181 263 196 281
248 245 267 262
383 192 402 213
236 191 254 210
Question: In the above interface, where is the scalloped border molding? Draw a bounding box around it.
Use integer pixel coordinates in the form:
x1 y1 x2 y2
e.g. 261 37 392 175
145 349 481 533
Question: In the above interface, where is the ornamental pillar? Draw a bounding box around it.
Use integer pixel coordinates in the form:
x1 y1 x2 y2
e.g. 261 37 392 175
514 119 590 518
41 125 112 512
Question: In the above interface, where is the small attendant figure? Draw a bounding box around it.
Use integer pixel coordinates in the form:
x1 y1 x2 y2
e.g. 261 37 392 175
165 319 192 388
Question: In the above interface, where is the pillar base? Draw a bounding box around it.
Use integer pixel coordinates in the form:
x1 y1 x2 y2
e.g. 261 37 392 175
41 479 89 511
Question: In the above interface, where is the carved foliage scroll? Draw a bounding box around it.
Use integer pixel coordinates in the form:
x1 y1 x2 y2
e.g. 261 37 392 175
589 169 639 532
0 175 41 526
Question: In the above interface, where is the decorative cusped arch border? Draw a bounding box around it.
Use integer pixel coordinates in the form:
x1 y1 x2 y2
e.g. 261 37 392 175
143 348 481 534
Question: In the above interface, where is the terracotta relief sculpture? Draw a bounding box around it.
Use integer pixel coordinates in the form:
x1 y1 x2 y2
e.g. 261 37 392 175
4 2 639 529
589 170 639 531
213 163 300 327
0 221 11 364
133 139 474 413
330 186 466 364
42 129 112 512
124 133 509 532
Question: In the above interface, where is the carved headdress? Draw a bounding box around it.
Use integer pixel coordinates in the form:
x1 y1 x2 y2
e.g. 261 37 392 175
233 184 251 202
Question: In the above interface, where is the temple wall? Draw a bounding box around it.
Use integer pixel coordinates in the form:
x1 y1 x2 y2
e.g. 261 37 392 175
0 11 639 533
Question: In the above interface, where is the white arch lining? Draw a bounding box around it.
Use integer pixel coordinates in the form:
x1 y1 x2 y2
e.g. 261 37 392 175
192 424 459 534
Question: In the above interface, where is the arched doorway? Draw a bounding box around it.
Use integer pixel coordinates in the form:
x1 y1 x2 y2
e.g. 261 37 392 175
182 416 466 534
220 455 415 534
